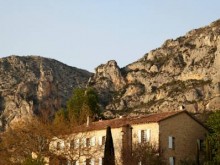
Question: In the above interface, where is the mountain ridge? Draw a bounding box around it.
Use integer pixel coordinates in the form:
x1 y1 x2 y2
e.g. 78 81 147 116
0 55 91 129
89 19 220 117
1 19 220 127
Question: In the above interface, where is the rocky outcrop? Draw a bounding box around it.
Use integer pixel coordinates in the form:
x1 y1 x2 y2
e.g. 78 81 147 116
89 19 220 115
0 56 91 129
88 60 126 106
2 20 220 126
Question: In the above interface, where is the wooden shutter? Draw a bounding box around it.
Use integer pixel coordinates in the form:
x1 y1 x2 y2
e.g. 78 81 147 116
82 159 86 165
61 141 65 149
90 137 96 146
168 136 173 149
143 130 147 142
82 138 86 148
74 139 79 149
90 158 95 165
147 129 151 142
75 160 79 165
98 136 102 145
169 157 175 165
99 157 103 165
138 130 142 143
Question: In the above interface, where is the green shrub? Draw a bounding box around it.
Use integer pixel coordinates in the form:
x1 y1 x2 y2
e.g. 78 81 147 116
22 156 45 165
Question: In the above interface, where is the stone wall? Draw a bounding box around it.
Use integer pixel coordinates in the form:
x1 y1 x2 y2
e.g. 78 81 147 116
159 112 208 164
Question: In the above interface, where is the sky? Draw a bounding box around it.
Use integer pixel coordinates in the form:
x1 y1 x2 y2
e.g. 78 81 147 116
0 1 220 72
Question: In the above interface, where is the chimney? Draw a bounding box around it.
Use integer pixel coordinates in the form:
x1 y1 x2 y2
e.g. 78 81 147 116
121 124 132 164
179 105 185 111
86 116 90 127
99 117 103 122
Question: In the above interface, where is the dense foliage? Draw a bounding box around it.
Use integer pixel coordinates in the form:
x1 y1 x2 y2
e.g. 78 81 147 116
0 87 100 164
54 87 100 125
131 142 164 165
205 111 220 164
0 118 53 164
22 156 45 165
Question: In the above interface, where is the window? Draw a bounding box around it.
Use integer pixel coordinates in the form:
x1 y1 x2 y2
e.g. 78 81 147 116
57 142 61 150
82 138 92 147
82 137 96 148
197 139 204 151
84 158 95 165
168 136 175 149
70 139 79 149
71 160 79 165
102 136 106 145
57 141 64 150
169 157 175 165
70 140 74 149
138 129 151 143
85 159 90 165
98 136 106 146
86 138 90 147
67 160 78 165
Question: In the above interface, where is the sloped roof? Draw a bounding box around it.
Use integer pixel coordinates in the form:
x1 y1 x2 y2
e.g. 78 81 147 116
72 111 185 133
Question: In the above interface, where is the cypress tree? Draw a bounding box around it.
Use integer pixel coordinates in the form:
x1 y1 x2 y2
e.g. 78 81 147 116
103 126 115 165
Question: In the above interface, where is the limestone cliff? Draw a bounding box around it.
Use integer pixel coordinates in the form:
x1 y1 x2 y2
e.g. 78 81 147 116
89 19 220 116
0 56 91 129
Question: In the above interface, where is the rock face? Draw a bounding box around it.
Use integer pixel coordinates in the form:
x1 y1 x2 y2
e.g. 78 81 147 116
0 56 91 129
89 60 126 107
89 19 220 115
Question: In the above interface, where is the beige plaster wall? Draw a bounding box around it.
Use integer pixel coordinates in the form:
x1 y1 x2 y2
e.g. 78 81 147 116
131 123 159 145
50 127 123 165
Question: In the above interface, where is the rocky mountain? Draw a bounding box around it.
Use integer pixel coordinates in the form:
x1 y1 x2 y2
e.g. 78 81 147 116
89 19 220 116
1 19 220 127
0 56 91 129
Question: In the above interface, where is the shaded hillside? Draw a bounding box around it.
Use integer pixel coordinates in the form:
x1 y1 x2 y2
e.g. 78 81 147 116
0 56 91 129
89 19 220 116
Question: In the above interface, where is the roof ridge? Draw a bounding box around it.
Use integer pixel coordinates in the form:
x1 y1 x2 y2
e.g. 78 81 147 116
70 110 185 133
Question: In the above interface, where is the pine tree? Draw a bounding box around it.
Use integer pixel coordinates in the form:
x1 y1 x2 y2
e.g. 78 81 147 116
103 126 115 165
67 87 100 124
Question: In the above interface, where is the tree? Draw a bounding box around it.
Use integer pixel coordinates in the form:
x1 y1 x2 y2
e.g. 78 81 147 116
205 111 220 164
53 108 68 128
0 115 77 165
66 87 100 124
130 142 164 165
103 126 115 165
0 88 100 164
0 118 54 164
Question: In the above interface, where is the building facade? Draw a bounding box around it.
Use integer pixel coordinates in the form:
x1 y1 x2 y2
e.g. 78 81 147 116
49 111 208 165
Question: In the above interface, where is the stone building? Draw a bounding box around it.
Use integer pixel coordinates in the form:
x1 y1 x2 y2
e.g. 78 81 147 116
49 111 208 165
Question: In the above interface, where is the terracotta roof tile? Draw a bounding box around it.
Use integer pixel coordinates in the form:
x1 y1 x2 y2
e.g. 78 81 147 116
72 111 183 133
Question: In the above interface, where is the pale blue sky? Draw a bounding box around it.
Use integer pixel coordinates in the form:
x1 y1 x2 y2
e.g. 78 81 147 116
0 1 220 72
